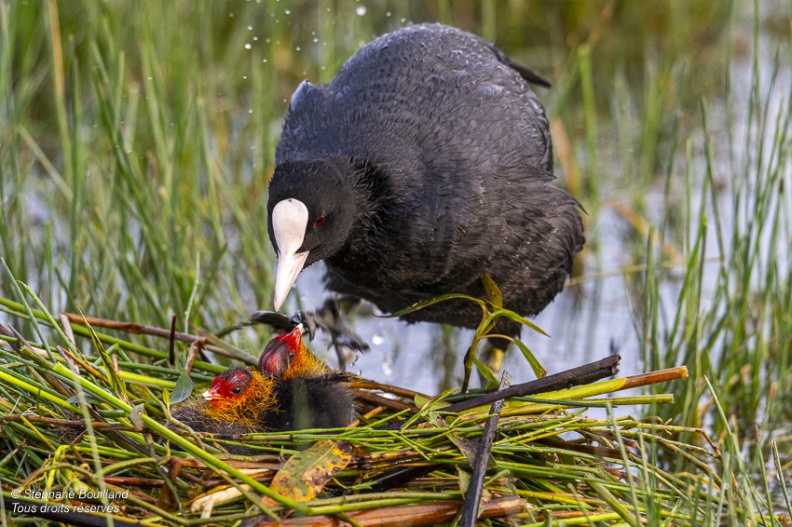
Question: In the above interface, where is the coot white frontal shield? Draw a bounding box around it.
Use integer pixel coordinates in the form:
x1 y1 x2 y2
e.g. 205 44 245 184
272 199 310 310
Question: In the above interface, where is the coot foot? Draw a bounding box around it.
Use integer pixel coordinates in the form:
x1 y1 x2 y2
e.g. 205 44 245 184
309 298 369 370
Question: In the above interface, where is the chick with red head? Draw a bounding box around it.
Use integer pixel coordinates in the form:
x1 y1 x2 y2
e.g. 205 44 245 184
259 324 356 431
170 367 276 449
259 324 330 378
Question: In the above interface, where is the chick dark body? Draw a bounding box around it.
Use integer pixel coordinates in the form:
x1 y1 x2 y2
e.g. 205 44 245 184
266 375 356 432
268 23 584 338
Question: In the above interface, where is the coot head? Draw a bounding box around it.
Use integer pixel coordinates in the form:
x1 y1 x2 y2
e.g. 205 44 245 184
268 157 358 309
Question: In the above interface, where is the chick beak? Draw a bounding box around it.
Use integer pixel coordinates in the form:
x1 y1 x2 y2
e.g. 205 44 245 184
259 324 304 376
202 386 220 401
272 199 310 310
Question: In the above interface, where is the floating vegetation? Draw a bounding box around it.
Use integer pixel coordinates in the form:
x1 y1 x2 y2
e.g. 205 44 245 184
0 287 788 527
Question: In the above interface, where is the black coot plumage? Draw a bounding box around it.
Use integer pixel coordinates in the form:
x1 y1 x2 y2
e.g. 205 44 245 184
267 23 584 340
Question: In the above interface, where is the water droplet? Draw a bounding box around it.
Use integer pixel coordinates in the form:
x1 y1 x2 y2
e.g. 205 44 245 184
400 17 406 23
228 11 234 17
248 109 253 114
355 5 367 15
262 59 268 63
253 36 258 41
386 11 391 16
313 37 319 43
244 43 252 49
295 46 301 51
242 75 247 79
247 25 253 30
284 9 290 14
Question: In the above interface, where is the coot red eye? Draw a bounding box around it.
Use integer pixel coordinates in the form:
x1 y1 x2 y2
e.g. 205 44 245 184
314 216 327 227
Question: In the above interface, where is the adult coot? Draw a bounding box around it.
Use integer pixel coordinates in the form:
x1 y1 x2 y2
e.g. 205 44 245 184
267 23 584 342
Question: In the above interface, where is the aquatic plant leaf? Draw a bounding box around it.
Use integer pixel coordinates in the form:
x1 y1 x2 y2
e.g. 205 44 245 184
264 440 353 506
129 403 144 428
170 373 194 404
456 467 491 502
387 293 486 318
489 309 549 336
414 387 457 411
473 357 499 387
481 274 502 309
510 338 547 378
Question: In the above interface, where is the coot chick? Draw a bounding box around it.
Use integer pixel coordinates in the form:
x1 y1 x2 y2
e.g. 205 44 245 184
170 368 276 452
268 23 584 341
259 324 331 379
259 324 356 430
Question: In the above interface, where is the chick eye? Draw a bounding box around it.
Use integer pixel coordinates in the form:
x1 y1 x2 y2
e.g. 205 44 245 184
313 216 327 227
288 350 296 361
231 386 242 395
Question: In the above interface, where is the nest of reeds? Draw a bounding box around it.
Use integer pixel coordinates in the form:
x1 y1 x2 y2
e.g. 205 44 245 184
0 291 787 527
